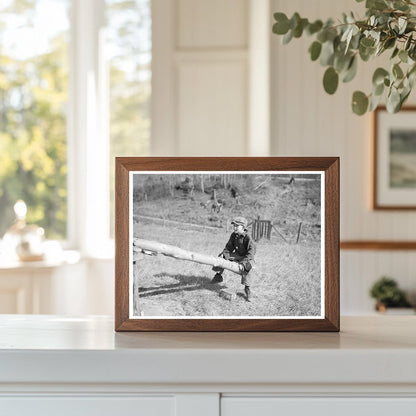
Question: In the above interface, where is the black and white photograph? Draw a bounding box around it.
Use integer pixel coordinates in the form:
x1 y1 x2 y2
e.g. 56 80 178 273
129 171 324 319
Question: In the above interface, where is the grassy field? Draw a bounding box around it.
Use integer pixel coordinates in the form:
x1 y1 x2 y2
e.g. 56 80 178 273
133 221 322 317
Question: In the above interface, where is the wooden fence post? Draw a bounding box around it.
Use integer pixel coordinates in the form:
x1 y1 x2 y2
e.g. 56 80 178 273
296 222 303 244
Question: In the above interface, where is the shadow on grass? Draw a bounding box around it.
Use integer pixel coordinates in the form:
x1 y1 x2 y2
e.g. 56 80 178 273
138 273 225 298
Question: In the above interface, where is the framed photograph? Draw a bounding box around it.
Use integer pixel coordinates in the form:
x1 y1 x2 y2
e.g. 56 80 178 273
115 157 339 332
374 106 416 209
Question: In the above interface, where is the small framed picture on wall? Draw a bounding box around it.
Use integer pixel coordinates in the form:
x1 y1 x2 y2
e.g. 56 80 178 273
374 106 416 209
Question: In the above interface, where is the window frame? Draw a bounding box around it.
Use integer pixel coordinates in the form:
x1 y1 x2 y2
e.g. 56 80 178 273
68 0 111 257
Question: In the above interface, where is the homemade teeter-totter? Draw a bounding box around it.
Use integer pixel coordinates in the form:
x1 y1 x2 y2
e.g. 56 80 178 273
133 238 243 275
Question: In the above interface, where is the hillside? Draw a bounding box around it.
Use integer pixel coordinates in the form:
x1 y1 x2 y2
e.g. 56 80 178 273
133 173 322 243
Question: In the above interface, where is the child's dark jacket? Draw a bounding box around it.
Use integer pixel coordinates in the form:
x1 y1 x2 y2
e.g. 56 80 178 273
222 232 256 263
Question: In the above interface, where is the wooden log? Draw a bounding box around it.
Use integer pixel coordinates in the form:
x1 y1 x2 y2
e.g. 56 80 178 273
133 238 242 274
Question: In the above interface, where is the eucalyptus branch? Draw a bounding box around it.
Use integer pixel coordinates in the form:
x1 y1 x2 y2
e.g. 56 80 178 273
272 0 416 114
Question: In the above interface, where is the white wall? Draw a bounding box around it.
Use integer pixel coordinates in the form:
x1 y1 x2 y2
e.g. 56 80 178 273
271 0 416 313
152 0 271 156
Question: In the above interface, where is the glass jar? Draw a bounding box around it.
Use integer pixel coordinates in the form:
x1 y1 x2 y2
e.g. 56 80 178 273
3 200 45 261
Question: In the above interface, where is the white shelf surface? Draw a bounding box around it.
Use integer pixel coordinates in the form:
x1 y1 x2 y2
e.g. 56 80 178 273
0 315 415 387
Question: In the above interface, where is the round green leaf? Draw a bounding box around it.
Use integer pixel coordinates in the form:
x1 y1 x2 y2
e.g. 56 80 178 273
393 63 404 79
367 0 388 11
307 20 323 35
372 68 389 86
323 67 339 95
387 87 401 113
325 27 338 42
349 32 361 49
309 41 322 61
282 29 293 44
352 91 369 115
359 44 375 62
334 52 352 73
317 30 328 43
293 23 303 38
384 37 396 50
320 41 335 66
290 13 301 30
360 37 375 48
373 82 385 96
293 18 308 38
369 92 383 112
391 47 399 59
273 13 290 35
393 0 409 11
342 56 358 83
399 50 408 63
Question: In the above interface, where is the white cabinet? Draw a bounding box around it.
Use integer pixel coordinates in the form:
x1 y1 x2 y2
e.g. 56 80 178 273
0 260 83 314
0 266 57 314
0 255 114 315
1 397 175 416
222 398 416 416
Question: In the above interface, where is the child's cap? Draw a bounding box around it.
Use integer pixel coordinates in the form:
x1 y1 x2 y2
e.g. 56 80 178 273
231 216 248 229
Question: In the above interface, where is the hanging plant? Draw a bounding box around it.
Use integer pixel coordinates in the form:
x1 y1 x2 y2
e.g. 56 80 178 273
272 0 416 115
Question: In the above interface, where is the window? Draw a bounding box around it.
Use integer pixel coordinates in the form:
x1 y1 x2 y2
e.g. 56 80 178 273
0 0 70 239
0 0 151 253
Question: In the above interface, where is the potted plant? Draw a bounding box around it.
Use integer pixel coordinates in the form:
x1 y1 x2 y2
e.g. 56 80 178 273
369 276 413 312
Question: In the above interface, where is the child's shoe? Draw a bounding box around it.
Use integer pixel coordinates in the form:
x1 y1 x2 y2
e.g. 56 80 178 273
211 273 224 283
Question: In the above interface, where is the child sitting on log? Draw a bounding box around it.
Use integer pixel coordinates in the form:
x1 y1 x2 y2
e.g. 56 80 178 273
211 216 256 302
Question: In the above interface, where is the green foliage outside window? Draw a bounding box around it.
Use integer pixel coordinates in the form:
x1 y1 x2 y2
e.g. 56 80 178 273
0 0 151 240
0 1 69 238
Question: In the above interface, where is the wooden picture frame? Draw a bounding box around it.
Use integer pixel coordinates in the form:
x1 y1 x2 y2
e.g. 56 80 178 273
373 106 416 210
115 157 339 332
